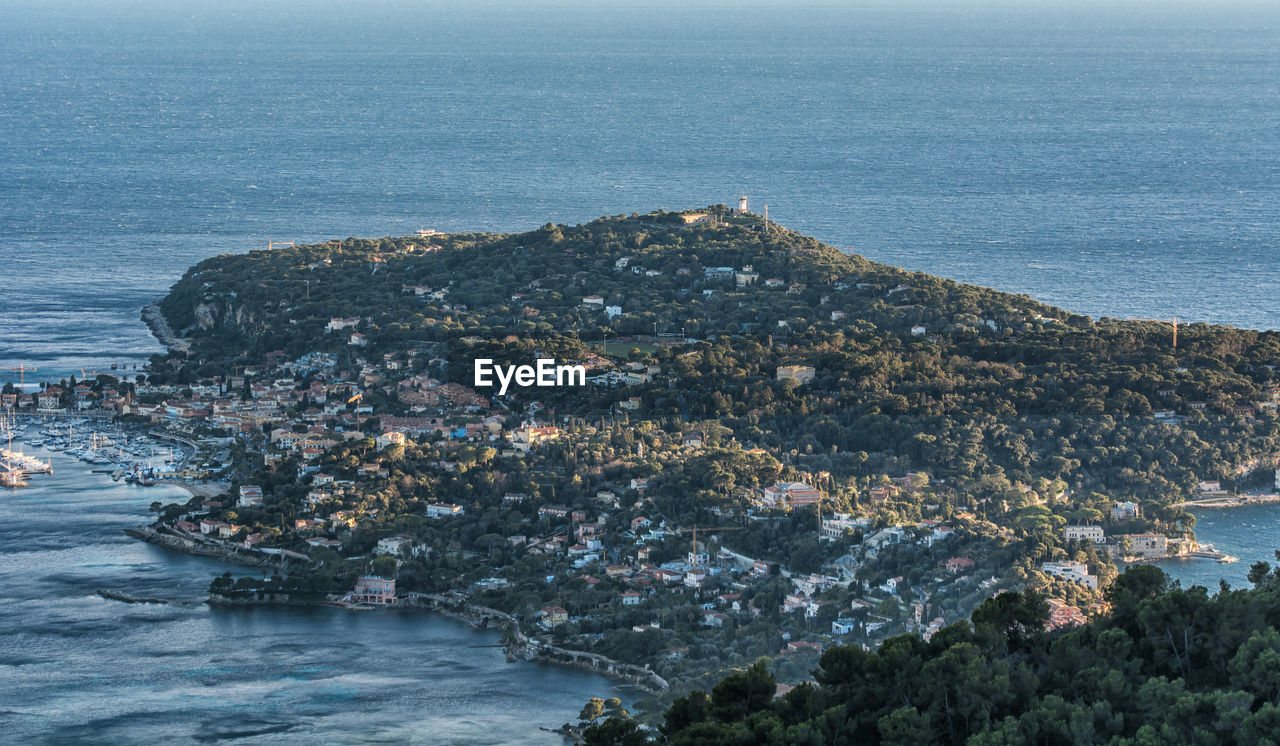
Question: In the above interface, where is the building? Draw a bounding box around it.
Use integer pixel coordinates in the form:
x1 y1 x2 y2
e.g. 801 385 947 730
1124 533 1168 559
820 513 866 541
36 388 63 410
775 365 816 385
352 575 396 605
761 481 822 509
1045 599 1087 630
1041 561 1098 589
512 425 561 451
425 503 465 518
541 606 569 627
326 317 359 333
375 535 414 556
1063 525 1105 544
868 485 900 504
1111 501 1140 521
237 484 264 508
375 431 407 450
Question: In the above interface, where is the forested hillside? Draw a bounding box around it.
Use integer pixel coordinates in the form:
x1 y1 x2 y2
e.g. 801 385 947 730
634 563 1280 745
156 206 1280 516
146 207 1280 718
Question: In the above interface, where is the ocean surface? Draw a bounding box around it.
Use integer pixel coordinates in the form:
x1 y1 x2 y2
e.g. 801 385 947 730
0 442 625 743
1149 504 1280 591
3 0 1280 740
3 1 1280 383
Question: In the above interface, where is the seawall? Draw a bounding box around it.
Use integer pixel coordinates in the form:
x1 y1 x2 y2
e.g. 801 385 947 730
125 525 306 572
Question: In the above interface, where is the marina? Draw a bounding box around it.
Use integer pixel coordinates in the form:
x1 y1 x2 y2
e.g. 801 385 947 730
0 411 194 490
0 432 621 743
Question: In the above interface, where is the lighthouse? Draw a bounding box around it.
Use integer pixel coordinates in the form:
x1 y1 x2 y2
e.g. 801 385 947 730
737 195 749 214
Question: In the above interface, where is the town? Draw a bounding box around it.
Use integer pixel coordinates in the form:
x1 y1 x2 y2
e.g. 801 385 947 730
7 206 1278 712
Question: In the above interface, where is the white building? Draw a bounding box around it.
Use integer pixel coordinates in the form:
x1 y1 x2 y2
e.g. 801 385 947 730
425 503 465 518
776 365 816 385
375 431 407 450
1063 525 1105 544
375 535 414 556
1041 561 1098 589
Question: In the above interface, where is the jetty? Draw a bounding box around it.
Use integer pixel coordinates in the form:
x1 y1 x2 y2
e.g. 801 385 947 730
141 304 191 353
1 449 53 474
125 525 311 572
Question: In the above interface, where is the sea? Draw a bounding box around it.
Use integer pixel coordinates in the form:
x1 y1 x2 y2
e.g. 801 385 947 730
2 0 1280 740
0 445 623 743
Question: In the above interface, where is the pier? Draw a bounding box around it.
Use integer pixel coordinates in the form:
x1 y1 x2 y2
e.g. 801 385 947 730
1 449 53 474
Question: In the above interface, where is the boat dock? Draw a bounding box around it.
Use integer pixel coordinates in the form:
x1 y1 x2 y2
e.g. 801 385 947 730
1 449 53 474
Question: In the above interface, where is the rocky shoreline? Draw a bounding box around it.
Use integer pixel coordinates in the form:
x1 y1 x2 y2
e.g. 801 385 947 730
140 303 191 353
125 525 306 572
126 524 670 696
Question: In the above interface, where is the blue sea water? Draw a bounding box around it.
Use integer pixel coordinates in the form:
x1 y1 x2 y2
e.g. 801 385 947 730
3 0 1280 383
3 0 1280 739
0 445 624 743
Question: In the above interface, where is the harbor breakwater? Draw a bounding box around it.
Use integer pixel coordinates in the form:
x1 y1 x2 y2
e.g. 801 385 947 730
140 304 190 354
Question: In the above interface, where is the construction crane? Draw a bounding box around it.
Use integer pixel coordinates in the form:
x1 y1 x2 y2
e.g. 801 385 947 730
665 525 746 570
347 392 363 405
1 365 37 394
1 364 37 388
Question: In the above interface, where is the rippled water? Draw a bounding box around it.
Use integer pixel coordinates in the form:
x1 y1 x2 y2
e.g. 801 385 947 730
3 1 1280 738
0 443 625 743
1153 504 1280 591
3 2 1280 383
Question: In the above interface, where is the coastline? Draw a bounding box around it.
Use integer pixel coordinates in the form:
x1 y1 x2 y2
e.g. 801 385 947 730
167 481 231 500
1174 493 1280 510
125 525 308 572
125 523 670 696
141 303 191 354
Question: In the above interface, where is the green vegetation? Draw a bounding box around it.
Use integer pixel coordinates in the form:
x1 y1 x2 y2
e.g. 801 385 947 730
641 563 1280 745
142 206 1280 717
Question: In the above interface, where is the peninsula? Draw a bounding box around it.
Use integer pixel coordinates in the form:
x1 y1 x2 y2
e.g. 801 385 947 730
25 206 1276 725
